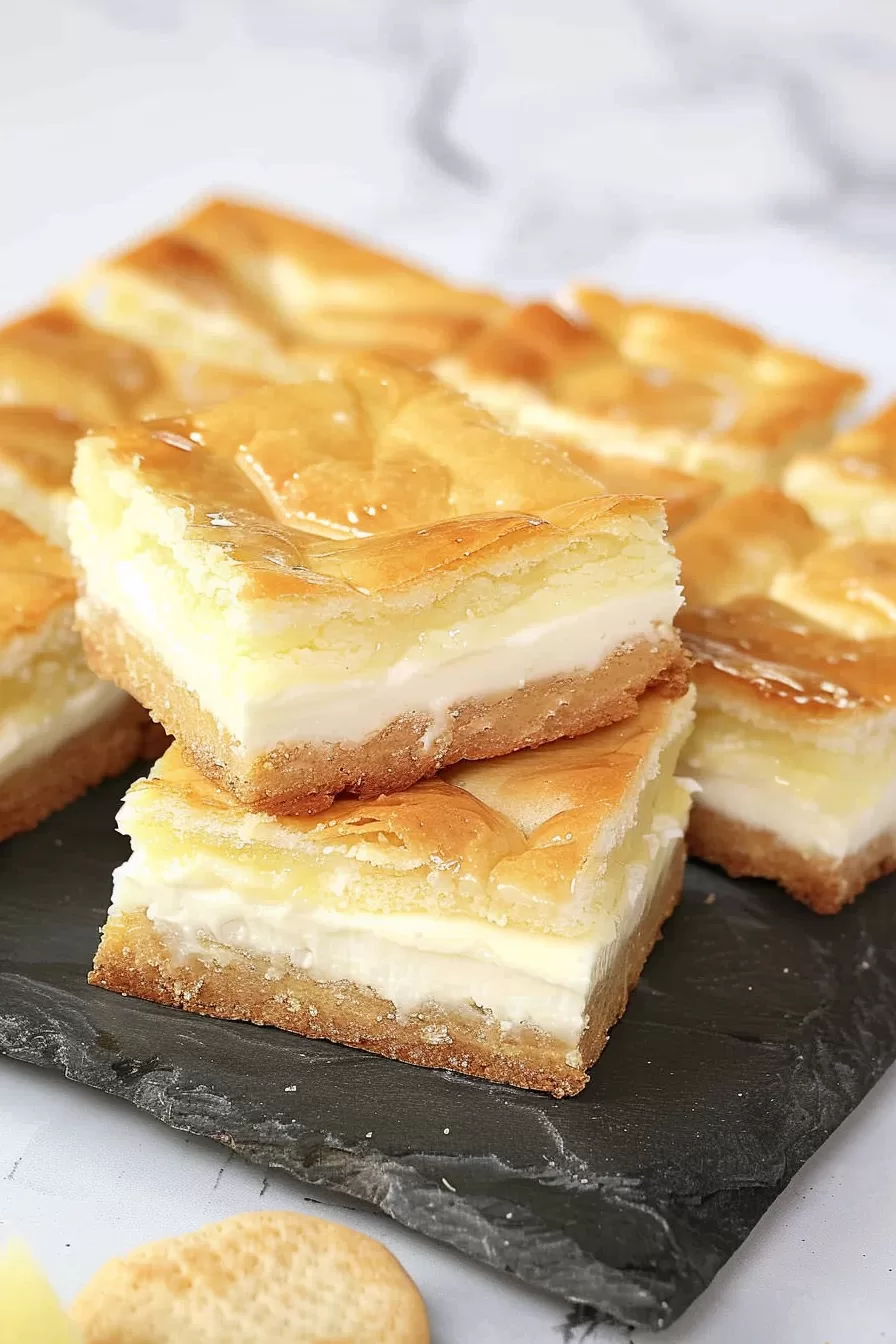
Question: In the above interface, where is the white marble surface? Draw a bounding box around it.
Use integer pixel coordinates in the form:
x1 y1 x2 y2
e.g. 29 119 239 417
2 1 896 1339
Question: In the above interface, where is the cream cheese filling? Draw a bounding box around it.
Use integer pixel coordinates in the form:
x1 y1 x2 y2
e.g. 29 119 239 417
109 795 689 1048
683 710 896 860
691 771 896 861
80 567 680 754
0 677 129 785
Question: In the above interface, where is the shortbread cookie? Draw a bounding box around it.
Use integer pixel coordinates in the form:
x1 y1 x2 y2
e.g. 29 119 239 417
69 1210 429 1344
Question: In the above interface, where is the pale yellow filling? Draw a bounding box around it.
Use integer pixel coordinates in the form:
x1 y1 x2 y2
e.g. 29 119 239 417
121 714 693 936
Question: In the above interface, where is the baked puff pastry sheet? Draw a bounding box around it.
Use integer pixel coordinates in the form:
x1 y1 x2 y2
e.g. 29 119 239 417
70 358 689 815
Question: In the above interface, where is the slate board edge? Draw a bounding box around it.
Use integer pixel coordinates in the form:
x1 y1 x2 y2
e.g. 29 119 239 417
0 984 711 1330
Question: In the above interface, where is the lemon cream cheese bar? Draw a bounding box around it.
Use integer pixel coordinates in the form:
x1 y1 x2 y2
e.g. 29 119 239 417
62 198 503 372
89 684 695 1096
0 512 150 842
436 296 863 493
679 597 896 913
783 400 896 540
71 361 688 815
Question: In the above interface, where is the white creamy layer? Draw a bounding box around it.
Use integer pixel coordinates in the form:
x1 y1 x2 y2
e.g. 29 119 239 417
110 805 687 1049
81 563 679 753
0 678 129 784
692 770 896 861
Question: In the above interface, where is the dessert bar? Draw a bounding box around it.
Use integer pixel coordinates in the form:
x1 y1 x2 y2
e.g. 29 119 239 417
71 362 688 814
436 295 863 492
62 198 503 372
679 597 896 913
90 685 695 1097
0 511 150 842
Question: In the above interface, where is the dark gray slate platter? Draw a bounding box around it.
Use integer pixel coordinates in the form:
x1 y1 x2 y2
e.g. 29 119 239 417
2 768 896 1331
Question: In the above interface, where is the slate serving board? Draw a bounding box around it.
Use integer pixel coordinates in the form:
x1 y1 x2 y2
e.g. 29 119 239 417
2 769 896 1330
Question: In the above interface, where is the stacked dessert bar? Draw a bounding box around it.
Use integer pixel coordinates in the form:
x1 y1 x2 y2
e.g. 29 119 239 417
3 195 890 1096
69 360 692 1096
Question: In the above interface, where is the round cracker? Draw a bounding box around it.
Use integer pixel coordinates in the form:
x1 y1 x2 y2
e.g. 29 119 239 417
68 1209 429 1344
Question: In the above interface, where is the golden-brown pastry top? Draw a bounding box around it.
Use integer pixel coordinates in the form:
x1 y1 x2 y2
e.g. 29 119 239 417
771 539 896 639
444 295 863 471
124 685 693 927
0 305 276 426
788 400 896 486
679 595 896 723
180 198 504 322
674 486 825 607
0 510 74 644
80 357 670 602
0 306 162 424
0 406 84 491
63 198 503 370
570 450 719 532
449 301 722 433
573 287 865 439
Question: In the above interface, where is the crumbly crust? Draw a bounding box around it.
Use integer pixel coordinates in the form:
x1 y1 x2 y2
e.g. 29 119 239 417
89 843 685 1097
687 803 896 915
79 600 690 815
0 698 159 844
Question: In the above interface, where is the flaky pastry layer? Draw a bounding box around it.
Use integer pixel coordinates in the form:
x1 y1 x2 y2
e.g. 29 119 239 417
771 539 896 639
437 295 863 492
679 596 896 741
674 487 824 607
783 400 896 540
62 198 503 372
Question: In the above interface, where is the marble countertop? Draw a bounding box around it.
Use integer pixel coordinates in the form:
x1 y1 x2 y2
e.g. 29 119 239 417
2 1 896 1339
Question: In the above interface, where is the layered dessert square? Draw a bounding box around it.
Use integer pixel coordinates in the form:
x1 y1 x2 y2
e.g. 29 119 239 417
70 360 688 814
783 400 896 539
674 486 824 607
89 684 696 1097
62 198 503 372
437 297 863 493
771 539 896 639
0 512 150 842
679 597 896 913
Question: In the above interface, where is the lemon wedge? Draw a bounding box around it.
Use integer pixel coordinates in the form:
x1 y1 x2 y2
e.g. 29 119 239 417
0 1239 81 1343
